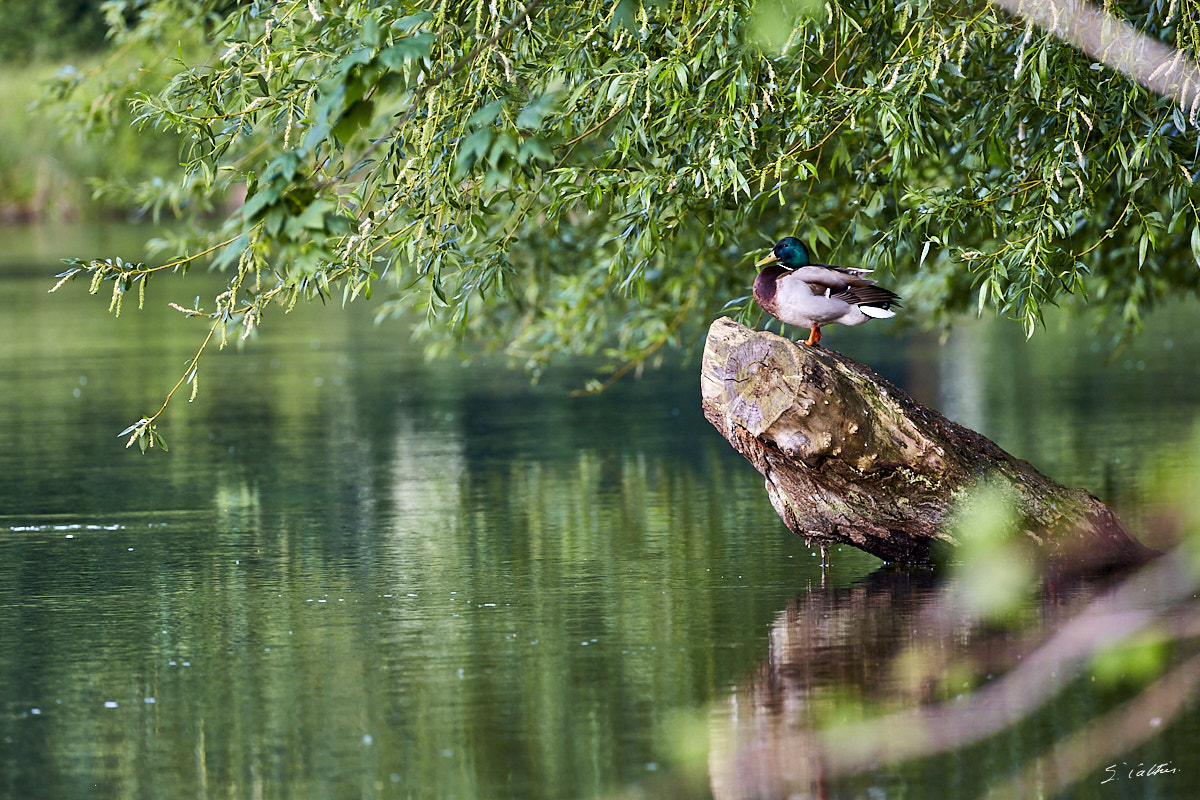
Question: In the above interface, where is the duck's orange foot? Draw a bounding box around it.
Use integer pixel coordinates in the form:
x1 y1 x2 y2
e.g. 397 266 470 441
802 326 822 346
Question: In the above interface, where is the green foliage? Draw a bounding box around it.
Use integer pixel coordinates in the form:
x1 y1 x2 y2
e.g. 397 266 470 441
0 0 108 62
1090 629 1170 687
942 479 1037 624
48 0 1200 446
0 58 182 222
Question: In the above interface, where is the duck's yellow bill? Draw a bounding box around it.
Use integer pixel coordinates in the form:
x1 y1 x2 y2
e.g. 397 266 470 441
754 252 778 267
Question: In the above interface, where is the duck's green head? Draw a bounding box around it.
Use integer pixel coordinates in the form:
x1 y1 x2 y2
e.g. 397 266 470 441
754 236 811 269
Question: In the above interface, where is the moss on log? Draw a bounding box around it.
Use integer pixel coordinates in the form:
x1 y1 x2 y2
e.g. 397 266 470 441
700 317 1154 568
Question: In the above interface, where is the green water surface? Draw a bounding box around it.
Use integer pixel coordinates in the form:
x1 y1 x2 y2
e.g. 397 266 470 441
1 224 1198 799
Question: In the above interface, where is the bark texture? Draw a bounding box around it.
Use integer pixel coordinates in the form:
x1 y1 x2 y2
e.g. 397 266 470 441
700 317 1154 567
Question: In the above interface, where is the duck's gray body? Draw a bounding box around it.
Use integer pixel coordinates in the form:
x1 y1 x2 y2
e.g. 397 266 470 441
753 264 898 330
751 237 900 345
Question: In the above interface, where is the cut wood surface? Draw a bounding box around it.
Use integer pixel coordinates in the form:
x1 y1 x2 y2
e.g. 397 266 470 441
700 317 1155 567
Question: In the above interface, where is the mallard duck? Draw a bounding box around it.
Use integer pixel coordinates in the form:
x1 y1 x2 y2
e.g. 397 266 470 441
753 237 900 346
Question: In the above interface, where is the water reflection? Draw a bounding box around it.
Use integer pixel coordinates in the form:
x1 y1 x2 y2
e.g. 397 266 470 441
2 440 830 798
1 248 860 798
709 550 1200 799
930 309 1200 525
3 227 1200 798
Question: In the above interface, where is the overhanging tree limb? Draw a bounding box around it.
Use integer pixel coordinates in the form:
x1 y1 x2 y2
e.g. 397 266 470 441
993 0 1200 114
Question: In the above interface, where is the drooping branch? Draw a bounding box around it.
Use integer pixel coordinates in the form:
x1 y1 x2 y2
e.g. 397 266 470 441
700 317 1154 568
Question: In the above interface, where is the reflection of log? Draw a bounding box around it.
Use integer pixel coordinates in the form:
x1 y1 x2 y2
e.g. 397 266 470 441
708 571 955 800
755 570 942 700
708 554 1200 799
700 317 1153 567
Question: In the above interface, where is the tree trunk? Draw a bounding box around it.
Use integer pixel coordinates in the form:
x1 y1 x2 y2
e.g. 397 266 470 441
700 317 1155 568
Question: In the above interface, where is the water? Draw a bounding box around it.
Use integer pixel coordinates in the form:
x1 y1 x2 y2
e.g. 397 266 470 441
1 224 1199 798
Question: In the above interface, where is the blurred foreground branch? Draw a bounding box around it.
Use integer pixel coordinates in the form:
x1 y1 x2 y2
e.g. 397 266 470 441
709 546 1200 798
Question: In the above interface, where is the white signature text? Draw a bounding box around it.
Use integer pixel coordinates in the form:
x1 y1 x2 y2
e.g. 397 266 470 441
1102 762 1179 784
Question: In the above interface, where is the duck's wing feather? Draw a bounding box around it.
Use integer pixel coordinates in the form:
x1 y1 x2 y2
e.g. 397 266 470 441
788 264 876 292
